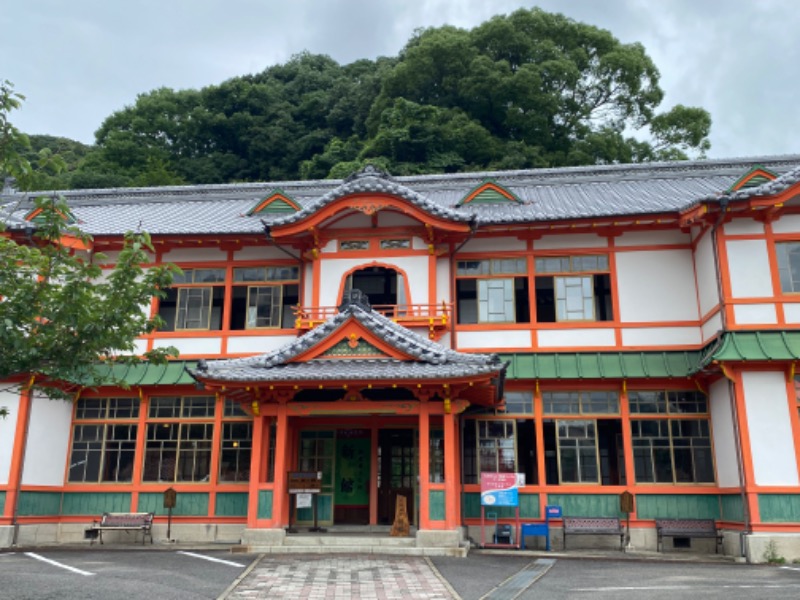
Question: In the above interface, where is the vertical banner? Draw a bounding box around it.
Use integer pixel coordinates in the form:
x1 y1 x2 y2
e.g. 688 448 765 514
335 429 370 505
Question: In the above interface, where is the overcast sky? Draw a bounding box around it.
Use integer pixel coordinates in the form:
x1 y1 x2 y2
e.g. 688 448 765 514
2 0 798 160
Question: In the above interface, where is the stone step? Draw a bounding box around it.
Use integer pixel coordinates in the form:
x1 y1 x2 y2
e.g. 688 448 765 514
284 535 416 547
244 544 468 557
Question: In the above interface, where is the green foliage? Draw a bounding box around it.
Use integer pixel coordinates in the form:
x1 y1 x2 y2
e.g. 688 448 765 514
764 540 786 565
0 83 178 405
22 8 712 188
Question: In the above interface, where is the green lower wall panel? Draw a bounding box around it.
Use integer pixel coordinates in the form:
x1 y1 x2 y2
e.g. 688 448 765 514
215 493 248 517
546 494 622 518
61 492 132 515
636 494 720 520
720 495 745 522
759 494 800 523
296 494 332 523
462 493 539 519
138 492 208 516
0 491 5 515
257 490 273 520
18 491 62 516
429 490 445 521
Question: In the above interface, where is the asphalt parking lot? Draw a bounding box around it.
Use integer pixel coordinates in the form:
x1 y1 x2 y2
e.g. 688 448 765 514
0 548 257 600
2 549 800 599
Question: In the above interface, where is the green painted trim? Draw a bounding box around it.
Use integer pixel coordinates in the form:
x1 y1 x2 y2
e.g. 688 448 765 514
720 494 745 522
138 492 209 516
546 494 623 518
759 494 800 523
462 492 539 519
61 492 132 515
0 492 5 515
458 180 521 206
18 491 62 516
636 494 720 520
247 190 299 216
708 331 800 362
726 165 777 192
258 490 273 520
215 492 249 517
429 490 446 521
70 361 198 387
502 351 702 379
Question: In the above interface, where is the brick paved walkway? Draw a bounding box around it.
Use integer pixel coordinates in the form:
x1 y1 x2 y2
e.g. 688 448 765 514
226 555 456 599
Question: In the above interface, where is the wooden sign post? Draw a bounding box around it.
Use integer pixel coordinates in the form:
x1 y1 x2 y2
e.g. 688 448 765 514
390 495 410 537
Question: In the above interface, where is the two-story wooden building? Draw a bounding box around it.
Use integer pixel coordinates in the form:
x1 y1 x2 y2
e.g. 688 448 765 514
3 157 800 560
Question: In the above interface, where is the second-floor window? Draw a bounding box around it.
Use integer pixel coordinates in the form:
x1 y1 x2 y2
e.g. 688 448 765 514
456 259 530 324
158 266 299 331
776 242 800 292
535 255 613 322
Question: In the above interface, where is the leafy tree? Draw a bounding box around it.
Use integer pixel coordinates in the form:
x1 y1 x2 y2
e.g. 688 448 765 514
0 82 178 417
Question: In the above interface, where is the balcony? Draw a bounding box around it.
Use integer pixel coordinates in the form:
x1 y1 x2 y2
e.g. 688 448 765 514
294 303 452 340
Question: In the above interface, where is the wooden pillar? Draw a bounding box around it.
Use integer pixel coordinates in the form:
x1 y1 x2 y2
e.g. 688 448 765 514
418 399 430 529
443 409 458 529
271 401 291 527
246 412 265 528
3 387 32 524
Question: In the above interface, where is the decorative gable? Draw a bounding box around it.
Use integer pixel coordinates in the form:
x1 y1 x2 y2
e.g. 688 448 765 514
318 337 389 359
458 181 520 206
247 191 300 216
728 166 778 192
24 206 78 225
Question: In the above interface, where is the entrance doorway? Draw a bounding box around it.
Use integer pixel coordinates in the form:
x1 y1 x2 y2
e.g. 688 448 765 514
378 429 417 525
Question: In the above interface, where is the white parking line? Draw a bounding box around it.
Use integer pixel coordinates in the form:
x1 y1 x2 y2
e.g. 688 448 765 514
781 566 800 572
176 551 245 567
24 552 94 576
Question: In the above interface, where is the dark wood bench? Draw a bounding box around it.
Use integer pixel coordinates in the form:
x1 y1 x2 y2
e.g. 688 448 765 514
87 512 154 545
563 517 624 550
655 518 722 552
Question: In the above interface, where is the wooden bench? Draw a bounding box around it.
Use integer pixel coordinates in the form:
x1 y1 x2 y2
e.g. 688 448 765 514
88 512 154 545
562 517 624 550
655 518 722 553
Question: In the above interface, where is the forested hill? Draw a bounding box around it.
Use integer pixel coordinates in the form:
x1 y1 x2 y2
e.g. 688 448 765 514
25 8 712 191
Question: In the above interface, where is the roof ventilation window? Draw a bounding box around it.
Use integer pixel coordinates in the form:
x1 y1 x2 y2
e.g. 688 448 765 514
458 180 521 206
24 206 78 225
728 166 778 192
246 190 300 216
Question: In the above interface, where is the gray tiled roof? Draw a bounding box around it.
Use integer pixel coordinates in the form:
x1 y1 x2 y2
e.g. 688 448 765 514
190 293 505 383
3 155 800 235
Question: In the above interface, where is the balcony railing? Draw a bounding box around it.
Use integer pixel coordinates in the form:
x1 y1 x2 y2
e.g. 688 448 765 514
294 302 451 340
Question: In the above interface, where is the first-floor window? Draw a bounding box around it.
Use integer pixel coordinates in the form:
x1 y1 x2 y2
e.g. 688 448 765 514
629 390 715 484
555 420 599 484
462 419 537 484
68 397 138 483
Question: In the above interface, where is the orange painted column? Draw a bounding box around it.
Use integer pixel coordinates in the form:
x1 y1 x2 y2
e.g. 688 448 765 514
246 412 265 528
443 409 458 529
418 399 430 529
619 383 636 517
271 401 290 527
3 388 33 524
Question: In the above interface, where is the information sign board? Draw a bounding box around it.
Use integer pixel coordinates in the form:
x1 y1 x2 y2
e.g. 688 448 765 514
480 472 520 507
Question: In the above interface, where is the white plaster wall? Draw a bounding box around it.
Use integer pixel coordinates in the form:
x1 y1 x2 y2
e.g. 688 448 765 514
616 249 699 322
457 330 532 350
708 378 741 488
377 212 419 227
320 240 337 254
534 234 608 250
621 327 701 347
616 230 691 247
304 263 314 305
437 332 453 349
771 214 800 234
537 329 616 348
133 340 150 355
784 303 800 324
436 258 451 305
733 304 778 325
459 237 526 252
162 248 227 262
234 246 293 261
741 371 799 486
227 336 298 355
153 337 222 356
726 240 773 298
411 237 428 251
723 219 765 236
694 231 719 317
326 213 370 228
0 391 21 485
702 312 724 342
22 396 73 485
318 256 429 307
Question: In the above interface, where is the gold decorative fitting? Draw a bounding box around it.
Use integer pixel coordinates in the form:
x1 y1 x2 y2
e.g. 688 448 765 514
348 333 359 349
